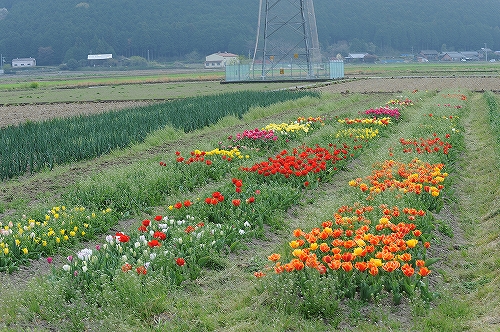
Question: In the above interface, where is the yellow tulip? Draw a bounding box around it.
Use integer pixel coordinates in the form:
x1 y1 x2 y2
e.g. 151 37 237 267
379 217 389 225
353 247 364 257
406 239 418 248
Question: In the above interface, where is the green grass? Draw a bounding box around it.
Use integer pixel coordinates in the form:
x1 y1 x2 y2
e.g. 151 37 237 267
0 76 499 330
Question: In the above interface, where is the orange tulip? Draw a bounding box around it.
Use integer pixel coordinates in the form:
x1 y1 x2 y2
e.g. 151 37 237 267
328 260 341 270
267 253 281 262
369 266 379 276
341 261 353 272
418 266 431 277
291 259 304 271
355 261 368 272
401 263 414 277
382 260 400 273
319 243 330 253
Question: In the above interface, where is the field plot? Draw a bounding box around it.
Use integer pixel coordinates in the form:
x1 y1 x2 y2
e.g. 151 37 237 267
0 72 499 332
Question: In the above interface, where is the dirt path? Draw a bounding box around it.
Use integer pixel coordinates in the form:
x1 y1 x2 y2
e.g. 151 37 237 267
0 100 154 128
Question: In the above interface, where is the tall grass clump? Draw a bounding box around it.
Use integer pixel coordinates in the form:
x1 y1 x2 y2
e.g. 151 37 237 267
0 90 319 181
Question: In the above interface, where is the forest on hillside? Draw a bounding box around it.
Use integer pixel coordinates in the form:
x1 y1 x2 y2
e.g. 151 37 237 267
0 0 499 66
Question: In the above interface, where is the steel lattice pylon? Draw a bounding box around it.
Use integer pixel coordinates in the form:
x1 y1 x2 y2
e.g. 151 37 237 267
252 0 321 80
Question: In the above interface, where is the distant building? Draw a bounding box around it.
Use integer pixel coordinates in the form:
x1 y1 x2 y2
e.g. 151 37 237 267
344 53 368 63
12 57 36 67
461 51 479 61
419 50 439 61
205 52 239 69
344 53 377 63
440 52 465 62
87 54 113 60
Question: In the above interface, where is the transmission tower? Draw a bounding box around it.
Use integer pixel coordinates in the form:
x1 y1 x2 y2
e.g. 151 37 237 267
252 0 321 80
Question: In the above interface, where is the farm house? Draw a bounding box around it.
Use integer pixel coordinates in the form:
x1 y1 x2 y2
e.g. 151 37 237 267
204 52 239 69
11 57 36 67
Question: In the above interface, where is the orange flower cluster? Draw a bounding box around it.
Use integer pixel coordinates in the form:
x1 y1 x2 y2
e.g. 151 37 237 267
175 150 214 165
387 98 413 106
269 204 431 279
349 158 447 198
441 93 467 101
297 116 324 124
399 133 452 154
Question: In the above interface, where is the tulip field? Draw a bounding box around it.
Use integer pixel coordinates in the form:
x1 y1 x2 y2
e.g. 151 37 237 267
0 80 499 331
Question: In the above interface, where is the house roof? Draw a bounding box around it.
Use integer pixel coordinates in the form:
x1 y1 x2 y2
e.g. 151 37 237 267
88 54 112 60
442 52 464 58
347 53 368 59
210 52 238 57
461 51 479 57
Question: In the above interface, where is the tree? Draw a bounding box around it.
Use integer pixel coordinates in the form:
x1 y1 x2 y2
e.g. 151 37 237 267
37 46 54 65
66 59 79 70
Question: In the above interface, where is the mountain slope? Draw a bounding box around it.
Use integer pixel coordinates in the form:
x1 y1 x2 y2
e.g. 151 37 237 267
0 0 499 65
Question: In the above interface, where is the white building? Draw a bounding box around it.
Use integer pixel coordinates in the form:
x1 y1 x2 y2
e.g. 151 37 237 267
12 57 36 67
87 54 113 60
205 52 239 69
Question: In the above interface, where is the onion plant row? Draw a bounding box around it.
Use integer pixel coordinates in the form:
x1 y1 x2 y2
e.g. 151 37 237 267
0 89 319 181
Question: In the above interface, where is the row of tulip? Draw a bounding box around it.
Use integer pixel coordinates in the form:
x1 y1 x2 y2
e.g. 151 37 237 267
257 93 466 310
264 203 436 304
0 206 118 273
49 102 404 293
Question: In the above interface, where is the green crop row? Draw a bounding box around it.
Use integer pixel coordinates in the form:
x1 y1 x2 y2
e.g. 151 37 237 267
483 91 500 150
0 90 319 181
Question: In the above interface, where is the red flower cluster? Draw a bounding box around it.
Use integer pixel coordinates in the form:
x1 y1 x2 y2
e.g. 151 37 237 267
185 222 205 234
232 178 243 193
138 219 151 232
115 232 130 243
240 144 351 178
148 239 161 248
205 191 225 205
176 257 185 266
172 200 192 209
136 266 147 275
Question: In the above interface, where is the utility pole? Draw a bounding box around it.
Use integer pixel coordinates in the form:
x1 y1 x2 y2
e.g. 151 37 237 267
485 43 488 62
